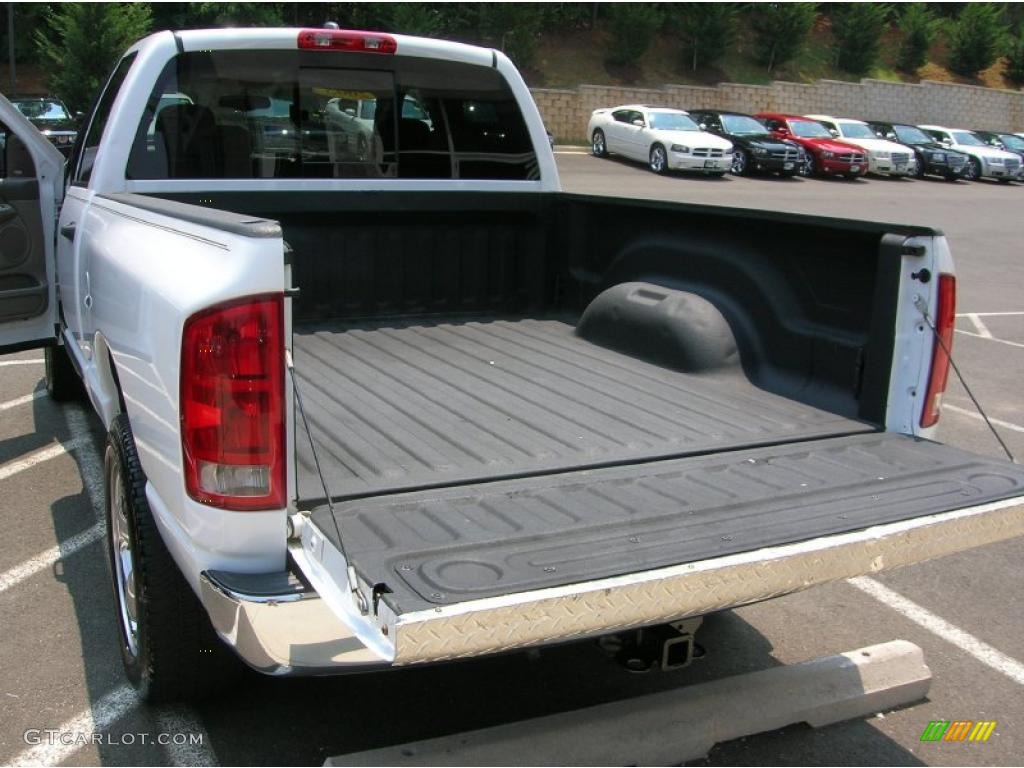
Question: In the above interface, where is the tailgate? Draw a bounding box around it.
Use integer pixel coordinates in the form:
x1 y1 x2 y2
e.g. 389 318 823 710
294 432 1024 665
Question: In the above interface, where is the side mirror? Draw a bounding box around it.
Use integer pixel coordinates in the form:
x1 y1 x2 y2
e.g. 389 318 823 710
344 108 356 116
632 118 645 128
699 123 707 130
829 128 839 138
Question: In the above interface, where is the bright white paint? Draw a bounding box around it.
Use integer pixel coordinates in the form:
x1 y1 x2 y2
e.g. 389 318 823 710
587 105 734 172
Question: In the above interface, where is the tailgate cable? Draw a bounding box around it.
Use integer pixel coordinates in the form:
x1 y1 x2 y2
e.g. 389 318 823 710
914 296 1016 463
286 349 370 615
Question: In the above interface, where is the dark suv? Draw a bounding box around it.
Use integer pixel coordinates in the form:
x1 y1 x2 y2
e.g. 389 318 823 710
9 94 79 157
865 121 968 181
689 109 803 176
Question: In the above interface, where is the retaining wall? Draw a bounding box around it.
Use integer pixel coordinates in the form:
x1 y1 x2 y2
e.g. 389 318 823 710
531 78 1024 143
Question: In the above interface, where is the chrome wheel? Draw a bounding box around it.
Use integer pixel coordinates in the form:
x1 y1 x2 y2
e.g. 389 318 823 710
731 149 748 175
649 145 667 174
108 455 139 658
591 129 607 157
964 158 980 181
800 152 815 177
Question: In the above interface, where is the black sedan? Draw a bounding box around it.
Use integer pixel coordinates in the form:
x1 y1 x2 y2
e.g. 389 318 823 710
9 94 79 158
688 110 802 177
866 121 969 181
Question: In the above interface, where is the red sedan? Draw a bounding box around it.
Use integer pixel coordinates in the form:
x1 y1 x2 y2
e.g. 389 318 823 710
755 113 868 179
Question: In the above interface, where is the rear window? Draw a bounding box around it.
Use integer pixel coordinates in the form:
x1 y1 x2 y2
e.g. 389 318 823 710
126 50 539 181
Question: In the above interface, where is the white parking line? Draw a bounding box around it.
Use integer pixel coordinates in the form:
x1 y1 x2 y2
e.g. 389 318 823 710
0 358 44 367
956 311 1024 317
0 439 83 482
0 391 46 412
0 408 103 592
8 684 138 767
849 577 1024 686
965 313 994 338
0 521 104 594
156 707 219 767
943 403 1024 434
954 329 1024 349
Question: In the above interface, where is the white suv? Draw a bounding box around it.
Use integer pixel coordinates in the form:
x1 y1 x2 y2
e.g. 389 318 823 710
919 125 1021 182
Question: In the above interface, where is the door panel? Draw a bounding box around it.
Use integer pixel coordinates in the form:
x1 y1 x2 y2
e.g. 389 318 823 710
0 99 62 352
0 137 47 323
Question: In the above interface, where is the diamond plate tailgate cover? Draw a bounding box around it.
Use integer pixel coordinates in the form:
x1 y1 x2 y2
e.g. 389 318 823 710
305 433 1024 665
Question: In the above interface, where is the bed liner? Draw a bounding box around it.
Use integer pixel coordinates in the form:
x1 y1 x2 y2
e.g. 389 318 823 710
293 315 870 503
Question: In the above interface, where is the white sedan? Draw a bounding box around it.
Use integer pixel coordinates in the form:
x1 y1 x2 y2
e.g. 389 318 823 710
588 105 733 175
805 114 917 176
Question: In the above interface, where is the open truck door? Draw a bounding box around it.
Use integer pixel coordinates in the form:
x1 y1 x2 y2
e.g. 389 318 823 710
0 94 63 353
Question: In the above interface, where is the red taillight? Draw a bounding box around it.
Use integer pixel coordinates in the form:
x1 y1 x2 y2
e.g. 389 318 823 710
297 29 397 54
181 295 285 511
920 274 956 429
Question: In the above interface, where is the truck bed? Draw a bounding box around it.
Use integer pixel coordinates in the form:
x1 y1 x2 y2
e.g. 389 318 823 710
293 315 871 503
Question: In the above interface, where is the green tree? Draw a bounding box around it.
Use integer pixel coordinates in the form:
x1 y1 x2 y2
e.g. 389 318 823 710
478 3 546 69
948 2 1006 77
897 4 939 73
751 3 817 73
389 3 447 37
178 3 285 28
606 3 663 67
675 3 738 71
831 3 891 75
1005 30 1024 85
35 3 153 112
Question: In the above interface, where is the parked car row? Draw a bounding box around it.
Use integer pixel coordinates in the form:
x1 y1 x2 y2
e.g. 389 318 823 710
586 104 1024 184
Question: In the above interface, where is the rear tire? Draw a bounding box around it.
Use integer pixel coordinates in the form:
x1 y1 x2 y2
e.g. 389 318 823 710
44 344 83 402
591 129 608 158
105 414 242 703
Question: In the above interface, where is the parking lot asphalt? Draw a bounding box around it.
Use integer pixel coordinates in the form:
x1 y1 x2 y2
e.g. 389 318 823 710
1 155 1022 767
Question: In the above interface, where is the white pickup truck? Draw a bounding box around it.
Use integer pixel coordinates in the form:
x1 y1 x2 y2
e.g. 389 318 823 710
2 27 1023 703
